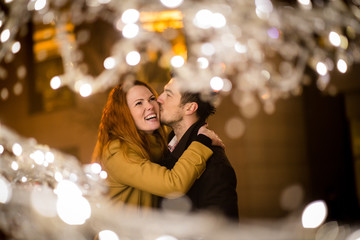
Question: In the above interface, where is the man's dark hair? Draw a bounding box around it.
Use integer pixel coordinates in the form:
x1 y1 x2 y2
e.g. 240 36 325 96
180 92 216 122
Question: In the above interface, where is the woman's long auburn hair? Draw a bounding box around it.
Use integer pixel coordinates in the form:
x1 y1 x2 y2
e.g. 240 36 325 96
92 80 168 164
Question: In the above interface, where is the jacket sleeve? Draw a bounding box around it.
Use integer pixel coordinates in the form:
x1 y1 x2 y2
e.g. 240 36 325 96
103 140 213 198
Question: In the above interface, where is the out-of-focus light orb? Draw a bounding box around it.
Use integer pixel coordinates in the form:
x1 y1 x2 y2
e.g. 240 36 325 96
11 161 19 171
255 0 273 13
98 230 120 240
45 151 55 163
0 176 12 204
104 57 116 69
0 20 2 28
0 145 4 154
298 0 311 5
1 29 10 43
222 78 232 92
122 23 139 39
201 43 215 56
11 41 21 54
160 0 183 8
267 27 280 39
211 13 226 28
1 88 9 100
98 0 111 4
280 184 304 211
21 176 27 182
170 55 185 68
34 0 47 11
210 76 224 91
234 42 247 54
91 163 102 174
13 82 23 96
31 185 57 217
54 172 63 182
193 9 212 29
100 170 108 179
316 62 328 76
121 9 140 24
126 51 141 66
55 180 82 198
156 235 178 240
50 76 61 90
56 194 91 225
225 117 245 139
197 57 209 69
337 59 347 73
340 35 348 49
12 143 22 156
302 200 327 228
329 31 341 47
30 150 45 165
79 83 92 97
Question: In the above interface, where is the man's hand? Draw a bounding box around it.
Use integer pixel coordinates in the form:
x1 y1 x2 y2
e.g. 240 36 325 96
198 124 225 149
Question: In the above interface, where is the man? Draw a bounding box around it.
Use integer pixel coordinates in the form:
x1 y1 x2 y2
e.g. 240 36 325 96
157 77 239 221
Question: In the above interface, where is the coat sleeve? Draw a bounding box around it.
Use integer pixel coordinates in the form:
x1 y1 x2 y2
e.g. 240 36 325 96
103 141 213 198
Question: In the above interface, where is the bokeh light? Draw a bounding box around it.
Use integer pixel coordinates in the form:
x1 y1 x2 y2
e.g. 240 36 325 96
302 200 327 228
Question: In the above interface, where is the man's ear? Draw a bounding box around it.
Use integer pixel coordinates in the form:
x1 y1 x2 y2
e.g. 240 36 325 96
184 102 198 115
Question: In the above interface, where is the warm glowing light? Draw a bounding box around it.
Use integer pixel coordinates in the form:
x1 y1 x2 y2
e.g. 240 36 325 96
45 151 55 163
0 176 12 204
56 194 91 225
160 0 183 8
329 31 341 47
54 172 63 182
11 41 21 54
98 230 120 240
121 9 140 24
197 57 209 69
100 171 108 179
155 235 178 240
104 57 116 69
50 76 61 89
225 117 245 139
34 0 47 11
55 180 83 197
170 55 185 68
1 29 10 43
337 59 347 73
255 0 273 13
0 88 8 100
267 27 280 39
12 143 22 156
210 76 224 91
122 23 139 38
126 51 141 66
211 13 226 28
298 0 311 5
91 163 102 174
11 161 19 171
13 82 23 96
79 83 92 97
302 200 327 228
30 150 45 165
0 145 4 154
193 9 212 29
316 62 328 76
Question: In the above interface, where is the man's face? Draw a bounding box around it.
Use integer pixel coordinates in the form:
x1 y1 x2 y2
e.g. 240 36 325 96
157 78 185 127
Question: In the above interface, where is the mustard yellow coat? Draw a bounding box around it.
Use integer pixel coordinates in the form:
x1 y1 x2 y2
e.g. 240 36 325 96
102 134 213 211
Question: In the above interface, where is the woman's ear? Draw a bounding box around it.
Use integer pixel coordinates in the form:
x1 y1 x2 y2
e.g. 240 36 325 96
184 102 198 115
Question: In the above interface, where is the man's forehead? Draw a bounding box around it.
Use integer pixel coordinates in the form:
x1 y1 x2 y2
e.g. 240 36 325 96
165 78 181 92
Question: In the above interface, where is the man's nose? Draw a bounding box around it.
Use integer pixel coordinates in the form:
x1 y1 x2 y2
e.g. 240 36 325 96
157 94 164 104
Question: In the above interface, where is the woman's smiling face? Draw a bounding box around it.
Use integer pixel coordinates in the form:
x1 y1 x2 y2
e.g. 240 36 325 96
126 85 160 134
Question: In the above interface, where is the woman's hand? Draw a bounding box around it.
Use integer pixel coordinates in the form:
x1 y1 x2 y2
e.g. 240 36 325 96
198 124 225 149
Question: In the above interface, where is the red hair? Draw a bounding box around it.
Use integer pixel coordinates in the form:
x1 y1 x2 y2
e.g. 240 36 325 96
92 80 168 164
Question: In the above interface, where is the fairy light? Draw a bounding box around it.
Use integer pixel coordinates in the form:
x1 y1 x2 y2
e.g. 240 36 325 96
104 57 116 69
156 235 178 240
329 31 341 47
126 51 141 66
98 230 120 240
34 0 47 11
302 200 327 228
210 76 224 91
160 0 183 9
50 76 61 89
337 59 347 73
201 43 215 56
0 29 10 43
122 23 139 38
79 83 92 97
211 13 226 28
11 161 19 171
121 9 140 24
0 176 12 204
99 170 108 179
12 143 22 156
170 55 184 68
11 41 21 54
0 145 4 154
193 9 213 29
197 57 209 69
316 62 328 76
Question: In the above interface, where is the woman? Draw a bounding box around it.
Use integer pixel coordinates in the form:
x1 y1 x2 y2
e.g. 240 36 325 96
92 80 217 211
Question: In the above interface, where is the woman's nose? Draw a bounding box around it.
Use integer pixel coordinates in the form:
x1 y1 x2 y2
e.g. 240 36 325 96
145 101 154 110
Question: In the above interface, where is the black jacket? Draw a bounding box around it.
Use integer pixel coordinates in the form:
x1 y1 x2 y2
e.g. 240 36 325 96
162 121 239 221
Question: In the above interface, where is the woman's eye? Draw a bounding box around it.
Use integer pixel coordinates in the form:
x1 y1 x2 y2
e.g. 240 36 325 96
135 102 142 106
150 96 156 101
